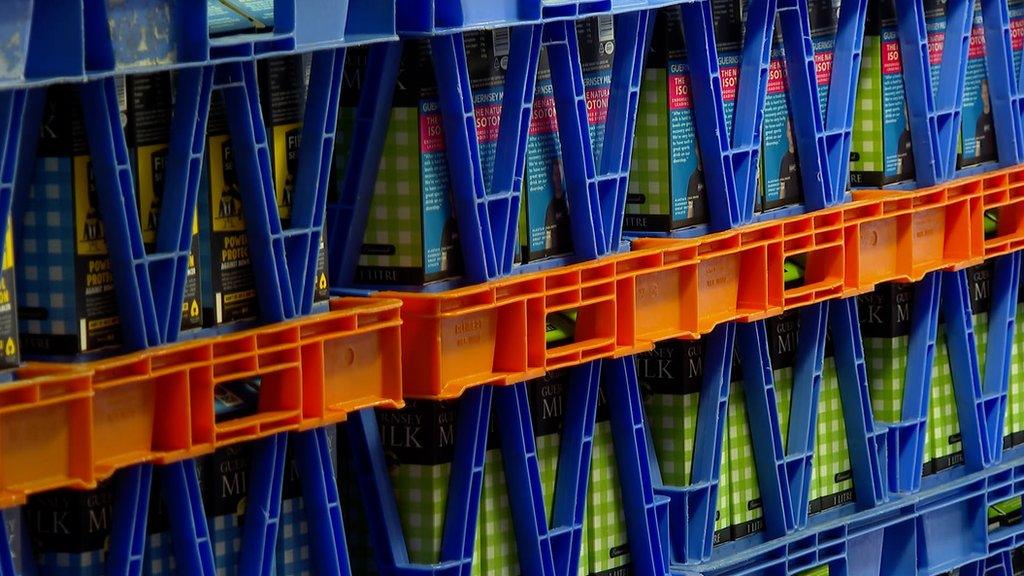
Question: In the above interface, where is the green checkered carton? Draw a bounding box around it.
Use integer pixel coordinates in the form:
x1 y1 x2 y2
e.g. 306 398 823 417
477 369 588 575
850 0 945 186
858 281 925 469
930 263 993 473
584 387 632 575
760 1 837 213
1008 265 1024 449
624 2 742 232
25 480 116 576
639 338 732 545
809 337 855 514
727 351 765 540
335 31 510 286
375 398 483 572
519 15 613 263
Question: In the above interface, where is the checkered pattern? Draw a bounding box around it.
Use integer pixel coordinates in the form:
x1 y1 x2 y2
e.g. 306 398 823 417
586 420 630 573
18 157 78 338
930 325 960 462
864 335 909 424
359 107 424 269
715 397 731 538
727 385 761 529
37 551 106 576
851 37 883 173
144 532 176 576
537 431 562 523
974 312 990 383
1008 311 1024 441
212 512 244 575
275 496 312 576
478 448 512 575
628 69 670 217
644 389 699 486
390 462 450 565
774 367 794 452
815 358 853 501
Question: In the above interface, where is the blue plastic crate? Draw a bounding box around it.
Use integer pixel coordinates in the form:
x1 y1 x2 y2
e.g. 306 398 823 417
666 454 1024 575
7 44 355 576
327 11 653 291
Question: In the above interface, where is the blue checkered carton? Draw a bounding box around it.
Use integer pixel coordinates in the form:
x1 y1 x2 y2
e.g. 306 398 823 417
25 481 115 576
274 428 338 576
17 84 121 356
4 507 35 576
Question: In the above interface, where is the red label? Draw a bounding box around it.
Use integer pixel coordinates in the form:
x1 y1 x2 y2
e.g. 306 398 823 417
669 73 692 110
882 40 902 75
720 66 739 102
529 95 558 136
474 103 502 144
969 25 986 58
815 50 833 86
1012 18 1024 51
419 111 445 153
767 59 786 94
586 87 610 126
928 31 944 65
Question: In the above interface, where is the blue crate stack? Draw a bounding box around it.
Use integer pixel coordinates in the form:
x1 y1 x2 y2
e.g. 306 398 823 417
4 0 1024 575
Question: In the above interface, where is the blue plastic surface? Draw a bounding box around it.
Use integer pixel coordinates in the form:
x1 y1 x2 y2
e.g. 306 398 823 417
0 0 396 89
328 12 652 288
345 356 670 575
16 43 354 576
667 453 1024 575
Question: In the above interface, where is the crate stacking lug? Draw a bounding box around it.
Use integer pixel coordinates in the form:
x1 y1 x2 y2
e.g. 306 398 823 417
22 44 355 576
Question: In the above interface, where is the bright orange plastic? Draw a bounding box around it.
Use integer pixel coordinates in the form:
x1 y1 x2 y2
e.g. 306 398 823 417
0 297 402 508
392 166 1016 400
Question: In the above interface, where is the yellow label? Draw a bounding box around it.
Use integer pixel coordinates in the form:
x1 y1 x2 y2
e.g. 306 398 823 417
138 144 201 246
3 217 13 271
5 337 15 358
74 156 109 256
273 122 302 220
209 134 246 232
137 144 168 244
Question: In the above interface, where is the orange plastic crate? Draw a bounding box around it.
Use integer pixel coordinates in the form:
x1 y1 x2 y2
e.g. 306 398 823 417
0 297 402 507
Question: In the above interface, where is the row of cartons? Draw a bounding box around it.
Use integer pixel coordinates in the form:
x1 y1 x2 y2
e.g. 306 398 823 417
16 55 329 358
